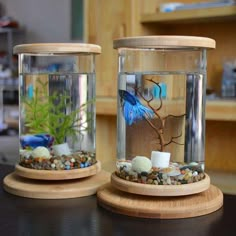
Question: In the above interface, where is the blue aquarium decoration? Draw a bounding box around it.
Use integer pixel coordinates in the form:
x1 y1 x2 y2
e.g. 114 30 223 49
20 134 54 149
119 89 154 125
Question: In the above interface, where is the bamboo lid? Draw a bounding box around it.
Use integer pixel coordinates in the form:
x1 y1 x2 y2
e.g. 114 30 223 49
113 36 215 49
14 43 101 55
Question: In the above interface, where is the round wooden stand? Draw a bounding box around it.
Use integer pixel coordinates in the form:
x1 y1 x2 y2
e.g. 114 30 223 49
15 161 101 180
111 172 210 196
3 170 110 199
3 161 110 199
97 183 223 219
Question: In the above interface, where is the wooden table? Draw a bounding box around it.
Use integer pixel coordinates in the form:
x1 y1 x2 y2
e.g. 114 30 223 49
0 164 235 236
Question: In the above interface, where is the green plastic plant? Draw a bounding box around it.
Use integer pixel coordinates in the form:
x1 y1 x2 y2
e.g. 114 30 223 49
23 78 94 145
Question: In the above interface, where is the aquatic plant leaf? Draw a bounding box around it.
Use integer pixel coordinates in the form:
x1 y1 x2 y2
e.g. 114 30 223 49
22 78 95 145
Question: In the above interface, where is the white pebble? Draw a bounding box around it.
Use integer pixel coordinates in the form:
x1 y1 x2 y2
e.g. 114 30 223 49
51 163 56 169
168 169 181 177
162 173 168 180
20 150 32 159
189 162 198 166
178 175 184 180
132 156 152 173
116 161 132 172
32 146 51 159
167 177 171 185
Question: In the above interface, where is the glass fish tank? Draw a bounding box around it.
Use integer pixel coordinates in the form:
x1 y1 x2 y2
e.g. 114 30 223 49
14 43 101 172
114 36 215 186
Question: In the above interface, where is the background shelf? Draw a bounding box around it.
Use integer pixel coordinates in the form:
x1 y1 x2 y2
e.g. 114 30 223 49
96 97 236 121
206 99 236 121
140 6 236 24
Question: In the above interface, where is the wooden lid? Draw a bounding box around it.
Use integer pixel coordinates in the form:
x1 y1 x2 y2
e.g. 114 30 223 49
113 36 215 49
14 43 101 55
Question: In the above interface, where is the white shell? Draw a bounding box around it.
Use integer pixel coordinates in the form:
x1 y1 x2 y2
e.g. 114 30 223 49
131 156 152 173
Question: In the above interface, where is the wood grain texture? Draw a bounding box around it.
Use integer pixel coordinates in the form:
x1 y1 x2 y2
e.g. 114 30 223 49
13 43 101 54
96 115 117 168
113 36 215 49
205 120 236 172
111 172 210 196
97 183 223 219
3 170 110 199
14 161 101 180
87 0 139 97
96 98 117 115
206 100 236 121
141 6 236 23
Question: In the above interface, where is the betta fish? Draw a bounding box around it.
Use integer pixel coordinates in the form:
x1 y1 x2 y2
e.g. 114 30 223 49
119 90 154 125
20 134 54 149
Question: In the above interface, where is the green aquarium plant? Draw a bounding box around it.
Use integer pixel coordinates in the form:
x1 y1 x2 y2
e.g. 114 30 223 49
22 78 94 145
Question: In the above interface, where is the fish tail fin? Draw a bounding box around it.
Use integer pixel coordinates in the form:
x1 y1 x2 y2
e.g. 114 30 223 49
136 103 154 120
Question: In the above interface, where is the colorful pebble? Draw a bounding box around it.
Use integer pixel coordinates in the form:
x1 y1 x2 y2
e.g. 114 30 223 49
116 161 205 186
19 150 96 171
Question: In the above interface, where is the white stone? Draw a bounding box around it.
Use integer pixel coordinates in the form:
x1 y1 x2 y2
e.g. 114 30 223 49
116 161 132 172
32 146 51 159
51 163 56 169
20 149 32 159
178 175 184 180
189 162 198 166
167 176 171 185
162 173 168 180
167 169 181 177
131 156 152 173
151 151 170 168
52 143 71 156
201 163 205 171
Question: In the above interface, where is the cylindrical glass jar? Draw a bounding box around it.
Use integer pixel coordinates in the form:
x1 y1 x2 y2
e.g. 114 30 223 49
14 43 101 171
114 36 215 185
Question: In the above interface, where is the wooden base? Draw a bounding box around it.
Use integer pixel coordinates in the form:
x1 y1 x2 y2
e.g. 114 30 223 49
111 172 210 196
97 184 223 219
15 161 101 180
3 170 110 199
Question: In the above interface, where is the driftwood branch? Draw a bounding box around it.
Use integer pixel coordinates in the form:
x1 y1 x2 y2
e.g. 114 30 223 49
136 77 185 151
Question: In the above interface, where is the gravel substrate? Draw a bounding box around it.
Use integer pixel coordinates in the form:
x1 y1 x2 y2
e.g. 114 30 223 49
116 162 205 185
19 151 97 170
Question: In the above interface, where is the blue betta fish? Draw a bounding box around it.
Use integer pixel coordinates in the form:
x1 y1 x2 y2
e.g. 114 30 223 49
119 90 154 125
20 134 54 149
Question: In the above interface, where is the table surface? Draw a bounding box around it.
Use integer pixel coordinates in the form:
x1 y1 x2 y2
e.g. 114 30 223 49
0 164 235 236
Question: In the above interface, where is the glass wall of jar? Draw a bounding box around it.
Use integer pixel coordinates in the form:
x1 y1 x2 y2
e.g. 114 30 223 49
14 43 101 171
114 36 215 185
